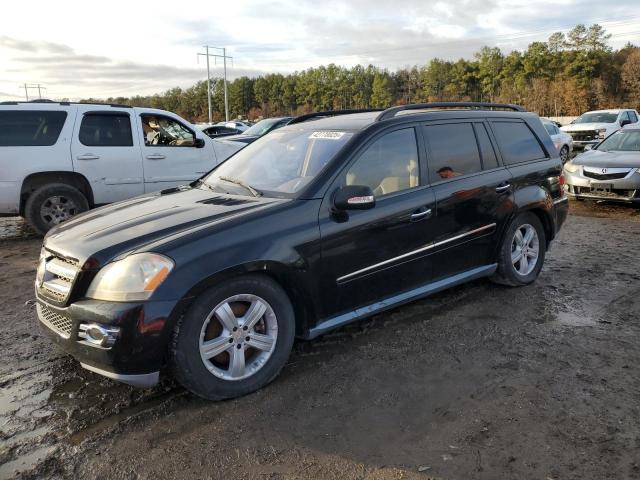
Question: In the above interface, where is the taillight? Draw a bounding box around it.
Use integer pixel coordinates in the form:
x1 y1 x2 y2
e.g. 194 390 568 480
559 173 566 196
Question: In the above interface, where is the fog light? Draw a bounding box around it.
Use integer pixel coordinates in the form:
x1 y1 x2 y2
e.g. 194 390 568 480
78 323 120 348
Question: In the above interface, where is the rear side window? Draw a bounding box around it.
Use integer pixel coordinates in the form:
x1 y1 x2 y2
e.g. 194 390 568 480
79 113 133 147
490 121 546 165
474 123 499 170
0 110 67 146
425 123 482 180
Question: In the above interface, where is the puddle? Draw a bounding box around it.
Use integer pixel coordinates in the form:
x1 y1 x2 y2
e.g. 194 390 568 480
555 311 598 327
0 445 55 479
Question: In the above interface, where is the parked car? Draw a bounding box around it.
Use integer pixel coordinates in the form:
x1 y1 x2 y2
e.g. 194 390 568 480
0 101 233 235
220 116 294 146
561 109 639 151
564 127 640 203
216 120 250 132
200 124 243 139
542 119 573 163
35 102 568 400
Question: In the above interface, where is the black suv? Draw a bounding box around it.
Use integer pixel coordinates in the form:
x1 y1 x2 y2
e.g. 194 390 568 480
35 103 568 400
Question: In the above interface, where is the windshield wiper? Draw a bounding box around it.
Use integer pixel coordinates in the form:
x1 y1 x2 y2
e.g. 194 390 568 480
218 176 263 197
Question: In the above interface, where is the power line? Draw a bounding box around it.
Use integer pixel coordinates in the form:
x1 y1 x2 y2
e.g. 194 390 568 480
198 46 233 122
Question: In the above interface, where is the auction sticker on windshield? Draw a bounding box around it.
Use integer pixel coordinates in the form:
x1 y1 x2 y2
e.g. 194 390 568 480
309 131 346 140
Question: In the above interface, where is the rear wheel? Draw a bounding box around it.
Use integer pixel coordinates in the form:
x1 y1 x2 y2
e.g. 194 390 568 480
171 275 295 400
559 145 570 164
491 212 546 286
24 183 89 236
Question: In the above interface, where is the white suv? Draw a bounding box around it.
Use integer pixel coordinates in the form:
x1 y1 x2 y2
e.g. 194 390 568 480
0 101 238 234
561 109 640 151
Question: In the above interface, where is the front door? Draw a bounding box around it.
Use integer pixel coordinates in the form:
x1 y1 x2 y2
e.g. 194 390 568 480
318 126 437 319
422 121 515 280
70 107 144 204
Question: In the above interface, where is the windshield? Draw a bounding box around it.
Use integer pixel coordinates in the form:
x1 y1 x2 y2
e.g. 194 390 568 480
243 118 285 137
597 130 640 152
573 112 618 124
203 128 353 196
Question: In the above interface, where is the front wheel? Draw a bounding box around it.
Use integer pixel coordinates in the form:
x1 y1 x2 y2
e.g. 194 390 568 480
491 212 546 286
171 275 295 400
559 145 570 164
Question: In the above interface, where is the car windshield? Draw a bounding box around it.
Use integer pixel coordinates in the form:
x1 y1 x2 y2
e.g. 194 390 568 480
242 118 285 137
573 112 618 124
203 128 353 196
597 130 640 152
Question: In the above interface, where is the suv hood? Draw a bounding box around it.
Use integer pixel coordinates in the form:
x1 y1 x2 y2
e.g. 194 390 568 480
44 186 285 266
572 149 640 168
561 122 615 132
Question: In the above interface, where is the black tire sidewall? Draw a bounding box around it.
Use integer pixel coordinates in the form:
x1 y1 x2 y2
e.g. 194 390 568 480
560 145 569 163
171 275 295 401
498 212 546 286
24 183 89 236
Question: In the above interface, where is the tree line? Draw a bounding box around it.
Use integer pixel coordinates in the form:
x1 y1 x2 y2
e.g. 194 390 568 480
85 24 640 122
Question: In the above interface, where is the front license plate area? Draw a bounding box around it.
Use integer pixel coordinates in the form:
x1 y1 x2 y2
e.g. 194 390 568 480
591 183 612 193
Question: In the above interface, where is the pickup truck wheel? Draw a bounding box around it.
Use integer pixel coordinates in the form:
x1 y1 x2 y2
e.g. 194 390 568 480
24 183 89 236
491 212 546 287
171 275 295 401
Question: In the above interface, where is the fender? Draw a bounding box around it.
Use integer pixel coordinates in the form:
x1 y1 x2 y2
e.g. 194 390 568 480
500 184 555 252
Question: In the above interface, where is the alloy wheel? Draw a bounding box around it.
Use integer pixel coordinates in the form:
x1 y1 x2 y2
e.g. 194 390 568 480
40 195 78 226
199 294 278 381
511 224 539 276
560 146 569 163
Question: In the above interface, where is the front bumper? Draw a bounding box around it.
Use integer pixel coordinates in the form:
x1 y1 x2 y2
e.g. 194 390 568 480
564 169 640 203
35 290 181 387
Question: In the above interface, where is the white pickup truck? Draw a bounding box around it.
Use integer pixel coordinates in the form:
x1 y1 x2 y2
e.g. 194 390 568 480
561 109 640 151
0 101 238 234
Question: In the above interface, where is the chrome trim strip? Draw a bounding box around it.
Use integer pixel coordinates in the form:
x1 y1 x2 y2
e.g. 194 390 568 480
553 196 568 205
46 258 78 281
80 363 160 388
336 223 497 284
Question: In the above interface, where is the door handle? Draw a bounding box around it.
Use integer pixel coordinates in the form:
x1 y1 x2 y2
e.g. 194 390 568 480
146 154 166 160
495 183 511 193
410 208 432 221
77 154 99 160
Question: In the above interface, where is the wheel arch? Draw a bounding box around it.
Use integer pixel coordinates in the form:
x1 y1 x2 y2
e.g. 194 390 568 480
20 171 94 215
510 186 556 249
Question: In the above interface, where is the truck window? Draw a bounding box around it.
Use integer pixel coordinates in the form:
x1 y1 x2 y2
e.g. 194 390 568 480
630 111 639 123
79 113 133 147
425 123 482 180
0 110 67 146
490 121 546 165
141 115 195 147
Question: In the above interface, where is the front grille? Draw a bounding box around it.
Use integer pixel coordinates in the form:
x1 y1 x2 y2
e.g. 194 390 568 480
583 170 629 180
569 130 598 142
39 254 79 304
37 303 73 338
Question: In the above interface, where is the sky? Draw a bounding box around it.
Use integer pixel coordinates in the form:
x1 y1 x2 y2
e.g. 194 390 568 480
1 0 639 101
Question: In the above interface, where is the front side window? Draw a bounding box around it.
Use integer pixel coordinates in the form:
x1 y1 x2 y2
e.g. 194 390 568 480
142 115 194 146
0 110 67 146
490 121 546 165
597 130 640 152
425 123 482 180
345 128 419 197
630 111 638 123
79 113 133 147
204 127 353 196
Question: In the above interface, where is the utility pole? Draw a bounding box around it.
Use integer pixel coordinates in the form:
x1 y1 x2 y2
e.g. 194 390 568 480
23 83 45 101
197 46 233 122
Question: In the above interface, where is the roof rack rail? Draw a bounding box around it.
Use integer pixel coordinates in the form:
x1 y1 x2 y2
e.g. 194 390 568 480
289 108 382 125
376 102 526 122
0 100 132 108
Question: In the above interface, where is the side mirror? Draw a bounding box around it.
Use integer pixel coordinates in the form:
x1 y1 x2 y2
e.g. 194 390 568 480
194 137 206 148
584 144 593 151
620 119 631 127
333 185 375 210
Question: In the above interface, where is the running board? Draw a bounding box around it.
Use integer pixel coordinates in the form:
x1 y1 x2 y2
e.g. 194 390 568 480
305 264 497 339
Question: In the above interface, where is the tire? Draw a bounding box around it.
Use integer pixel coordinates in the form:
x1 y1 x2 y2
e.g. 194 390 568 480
491 212 546 287
171 275 295 401
559 145 570 164
24 183 89 236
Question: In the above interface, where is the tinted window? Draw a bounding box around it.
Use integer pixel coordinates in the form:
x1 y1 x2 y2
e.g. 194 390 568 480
474 123 499 170
0 110 67 146
425 123 481 180
543 123 556 135
346 128 419 196
79 113 133 147
490 121 546 165
142 115 194 146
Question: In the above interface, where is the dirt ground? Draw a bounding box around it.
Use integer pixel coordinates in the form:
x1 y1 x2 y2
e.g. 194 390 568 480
2 199 640 480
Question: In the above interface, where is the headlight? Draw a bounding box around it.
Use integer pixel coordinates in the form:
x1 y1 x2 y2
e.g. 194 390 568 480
564 162 579 173
86 253 174 302
598 128 607 139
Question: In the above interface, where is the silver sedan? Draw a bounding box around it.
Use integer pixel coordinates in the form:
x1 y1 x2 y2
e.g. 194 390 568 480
564 128 640 203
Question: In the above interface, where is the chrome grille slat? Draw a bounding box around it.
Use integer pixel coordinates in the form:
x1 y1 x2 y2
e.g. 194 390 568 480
37 303 73 338
38 253 79 303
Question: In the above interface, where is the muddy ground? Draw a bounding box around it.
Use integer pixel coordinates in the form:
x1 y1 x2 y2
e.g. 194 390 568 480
1 200 640 480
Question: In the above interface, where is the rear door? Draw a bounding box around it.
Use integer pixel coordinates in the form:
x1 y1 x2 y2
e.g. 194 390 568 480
137 111 213 191
423 120 514 281
71 106 144 204
318 126 437 319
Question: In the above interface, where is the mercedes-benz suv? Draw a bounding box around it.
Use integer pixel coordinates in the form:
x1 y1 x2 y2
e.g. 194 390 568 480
35 103 568 400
